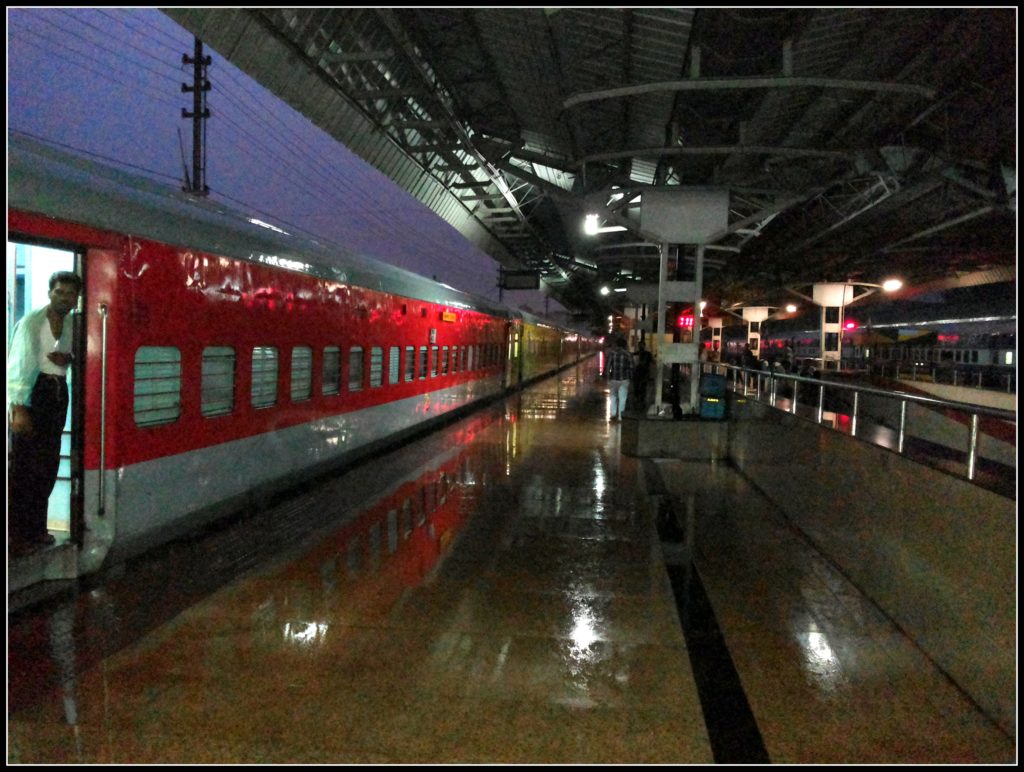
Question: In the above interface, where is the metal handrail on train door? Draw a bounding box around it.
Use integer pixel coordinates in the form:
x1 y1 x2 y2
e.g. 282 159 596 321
98 303 108 516
716 363 1015 483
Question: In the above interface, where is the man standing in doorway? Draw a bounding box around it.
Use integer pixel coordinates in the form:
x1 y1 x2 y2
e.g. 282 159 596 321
7 270 81 555
603 336 634 421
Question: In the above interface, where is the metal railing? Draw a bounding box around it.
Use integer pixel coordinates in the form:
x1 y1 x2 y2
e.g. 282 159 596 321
707 363 1016 483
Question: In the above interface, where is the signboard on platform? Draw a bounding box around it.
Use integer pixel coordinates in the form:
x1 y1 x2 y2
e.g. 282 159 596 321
658 342 700 364
641 188 729 244
500 270 540 290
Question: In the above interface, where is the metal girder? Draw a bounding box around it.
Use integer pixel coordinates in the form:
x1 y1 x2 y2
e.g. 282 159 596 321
563 75 937 110
348 87 429 100
879 206 997 252
373 11 532 228
322 48 394 62
581 145 855 166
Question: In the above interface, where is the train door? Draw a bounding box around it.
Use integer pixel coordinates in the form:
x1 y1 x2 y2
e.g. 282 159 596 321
6 240 85 550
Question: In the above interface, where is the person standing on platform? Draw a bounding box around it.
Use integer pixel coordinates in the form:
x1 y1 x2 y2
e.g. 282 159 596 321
633 341 653 412
7 270 81 555
603 336 634 421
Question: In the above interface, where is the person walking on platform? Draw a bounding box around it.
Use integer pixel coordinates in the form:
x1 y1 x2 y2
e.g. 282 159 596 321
7 270 81 555
603 336 634 421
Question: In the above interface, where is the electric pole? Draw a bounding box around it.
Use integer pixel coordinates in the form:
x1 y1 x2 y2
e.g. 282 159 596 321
181 37 211 196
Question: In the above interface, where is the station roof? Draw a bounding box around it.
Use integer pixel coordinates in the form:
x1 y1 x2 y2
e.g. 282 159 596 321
164 8 1016 326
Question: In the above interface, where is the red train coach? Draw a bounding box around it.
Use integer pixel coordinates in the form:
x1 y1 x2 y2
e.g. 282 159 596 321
7 135 588 575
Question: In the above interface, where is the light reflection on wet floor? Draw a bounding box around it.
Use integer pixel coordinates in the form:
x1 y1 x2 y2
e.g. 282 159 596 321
8 359 709 763
655 459 1014 763
8 359 1014 763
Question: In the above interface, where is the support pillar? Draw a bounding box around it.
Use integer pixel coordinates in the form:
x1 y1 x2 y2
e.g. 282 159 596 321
688 244 705 412
708 316 723 361
812 283 855 371
741 306 771 359
652 242 669 412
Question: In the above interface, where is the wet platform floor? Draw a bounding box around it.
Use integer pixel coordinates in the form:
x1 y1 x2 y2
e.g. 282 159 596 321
7 357 1015 763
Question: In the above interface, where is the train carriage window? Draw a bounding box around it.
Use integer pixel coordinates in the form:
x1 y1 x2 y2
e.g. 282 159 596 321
388 346 400 385
322 346 341 395
970 350 979 364
349 346 364 392
290 346 313 402
461 346 467 371
419 346 428 380
346 535 361 577
387 509 399 554
368 521 382 572
401 498 412 538
201 346 235 417
442 346 449 375
133 346 182 427
430 345 439 377
451 345 459 373
369 346 383 388
418 485 428 525
405 346 415 382
251 347 279 408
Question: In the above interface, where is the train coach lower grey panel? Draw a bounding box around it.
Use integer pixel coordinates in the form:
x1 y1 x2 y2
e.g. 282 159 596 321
728 401 1015 738
98 377 504 564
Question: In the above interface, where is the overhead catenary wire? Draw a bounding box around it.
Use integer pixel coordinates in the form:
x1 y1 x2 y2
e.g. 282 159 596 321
9 8 502 295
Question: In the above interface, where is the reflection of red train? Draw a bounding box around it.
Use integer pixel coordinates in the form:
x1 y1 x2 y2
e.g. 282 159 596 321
282 428 487 628
8 135 597 576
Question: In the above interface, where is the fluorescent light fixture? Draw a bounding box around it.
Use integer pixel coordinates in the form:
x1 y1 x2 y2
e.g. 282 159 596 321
613 287 628 293
600 286 611 295
785 304 798 313
584 213 628 234
882 278 903 292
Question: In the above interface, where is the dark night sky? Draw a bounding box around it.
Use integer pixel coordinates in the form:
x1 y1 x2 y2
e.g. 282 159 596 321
7 8 562 314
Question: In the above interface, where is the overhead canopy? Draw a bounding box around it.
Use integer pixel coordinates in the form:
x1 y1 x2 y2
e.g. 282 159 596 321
164 9 1016 326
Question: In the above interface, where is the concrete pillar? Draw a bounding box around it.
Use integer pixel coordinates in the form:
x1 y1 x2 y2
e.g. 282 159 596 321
741 306 771 359
812 283 855 371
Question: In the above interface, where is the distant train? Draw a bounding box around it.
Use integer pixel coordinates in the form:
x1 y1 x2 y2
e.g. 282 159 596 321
718 284 1016 389
7 135 598 576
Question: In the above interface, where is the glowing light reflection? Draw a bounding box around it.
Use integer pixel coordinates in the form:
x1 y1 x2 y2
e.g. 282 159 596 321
798 628 842 694
283 621 329 647
570 609 598 654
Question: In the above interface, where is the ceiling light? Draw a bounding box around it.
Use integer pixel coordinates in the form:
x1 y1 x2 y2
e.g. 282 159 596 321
882 278 903 292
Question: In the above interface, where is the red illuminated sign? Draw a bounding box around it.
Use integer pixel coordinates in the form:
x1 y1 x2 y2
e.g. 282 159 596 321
677 314 694 328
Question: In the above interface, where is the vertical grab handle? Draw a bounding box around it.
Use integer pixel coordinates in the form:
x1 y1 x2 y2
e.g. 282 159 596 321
98 303 108 516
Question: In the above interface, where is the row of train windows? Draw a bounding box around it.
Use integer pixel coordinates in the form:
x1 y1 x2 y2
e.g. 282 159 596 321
875 347 982 363
134 342 502 427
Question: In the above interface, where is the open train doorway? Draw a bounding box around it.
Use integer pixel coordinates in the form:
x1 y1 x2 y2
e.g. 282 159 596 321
6 240 83 553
